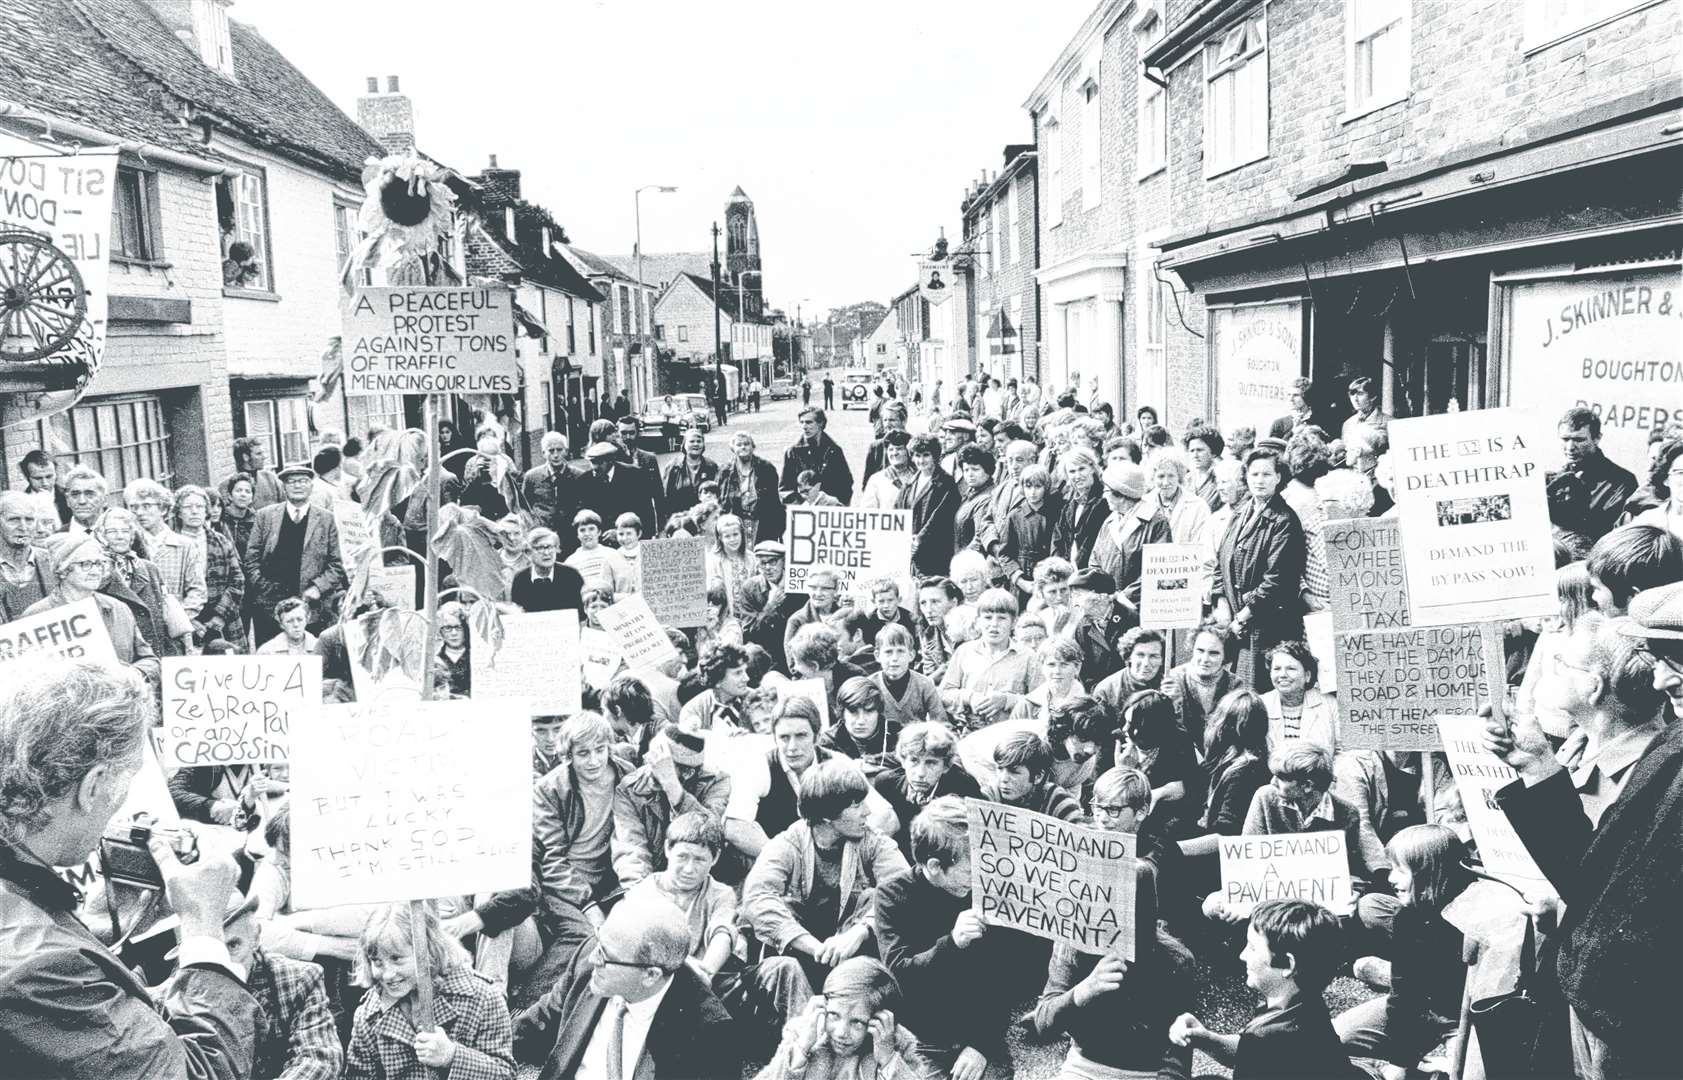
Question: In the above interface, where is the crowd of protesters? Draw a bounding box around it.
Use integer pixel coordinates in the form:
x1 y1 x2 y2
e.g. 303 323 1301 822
2 372 1681 1080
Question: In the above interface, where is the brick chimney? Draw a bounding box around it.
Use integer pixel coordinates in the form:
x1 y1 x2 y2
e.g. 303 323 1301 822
476 154 523 203
356 74 416 155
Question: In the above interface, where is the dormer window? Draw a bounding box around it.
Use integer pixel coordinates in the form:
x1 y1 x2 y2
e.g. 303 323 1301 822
504 207 516 243
192 0 235 78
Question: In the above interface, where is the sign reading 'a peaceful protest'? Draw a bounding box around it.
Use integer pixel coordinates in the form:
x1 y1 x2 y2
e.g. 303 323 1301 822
638 537 709 627
1219 831 1352 918
161 656 321 766
291 700 531 907
782 506 913 598
1334 624 1483 751
968 800 1138 960
0 598 119 669
342 287 517 397
1323 517 1411 631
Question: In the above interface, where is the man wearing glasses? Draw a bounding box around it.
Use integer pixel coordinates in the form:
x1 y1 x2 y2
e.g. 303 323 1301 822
510 527 584 614
512 894 738 1080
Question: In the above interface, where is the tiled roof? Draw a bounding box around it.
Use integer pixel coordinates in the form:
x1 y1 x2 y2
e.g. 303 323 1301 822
605 252 711 289
567 246 635 282
61 0 381 179
0 0 209 155
465 187 603 303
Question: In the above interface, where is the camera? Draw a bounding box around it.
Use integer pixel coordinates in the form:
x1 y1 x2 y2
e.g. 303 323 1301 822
99 817 199 890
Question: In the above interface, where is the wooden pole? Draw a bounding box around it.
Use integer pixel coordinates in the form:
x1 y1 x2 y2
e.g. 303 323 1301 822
1479 620 1507 729
408 390 444 1073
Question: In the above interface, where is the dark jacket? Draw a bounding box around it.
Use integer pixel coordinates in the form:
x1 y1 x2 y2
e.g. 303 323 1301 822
661 456 721 523
244 502 347 619
996 496 1060 591
897 469 961 577
780 432 854 503
871 765 981 860
533 755 636 914
1091 503 1173 599
1497 723 1683 1078
610 764 733 887
1216 494 1306 686
1034 919 1195 1078
717 455 786 544
509 565 585 613
1052 481 1110 568
98 556 181 660
739 575 807 672
1546 450 1638 551
952 481 995 554
513 960 738 1080
576 463 660 538
0 840 259 1079
520 462 584 549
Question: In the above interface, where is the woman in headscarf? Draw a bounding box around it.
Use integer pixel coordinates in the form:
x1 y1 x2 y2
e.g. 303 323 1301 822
24 534 158 685
92 506 185 658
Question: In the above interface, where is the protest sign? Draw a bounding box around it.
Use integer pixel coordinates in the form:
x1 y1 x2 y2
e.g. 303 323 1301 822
472 610 581 716
1304 611 1337 693
1389 410 1557 626
333 502 378 580
369 565 417 610
1218 831 1353 918
599 595 681 670
777 677 831 729
580 627 625 691
160 656 321 767
782 506 913 600
342 287 517 397
1334 624 1484 751
1140 544 1205 630
1436 715 1548 889
0 598 119 670
291 699 531 907
1323 517 1411 632
968 799 1139 960
638 537 709 627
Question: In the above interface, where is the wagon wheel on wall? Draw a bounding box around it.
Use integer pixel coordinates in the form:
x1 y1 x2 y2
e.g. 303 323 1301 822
0 231 87 363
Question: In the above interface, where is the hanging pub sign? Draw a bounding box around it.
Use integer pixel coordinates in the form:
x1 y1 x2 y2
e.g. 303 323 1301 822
920 258 953 306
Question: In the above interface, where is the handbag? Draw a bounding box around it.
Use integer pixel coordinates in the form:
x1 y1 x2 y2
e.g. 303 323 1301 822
1469 912 1547 1079
162 592 195 640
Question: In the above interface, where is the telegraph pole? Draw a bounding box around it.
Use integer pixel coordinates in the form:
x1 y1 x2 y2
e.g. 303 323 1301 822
711 222 724 400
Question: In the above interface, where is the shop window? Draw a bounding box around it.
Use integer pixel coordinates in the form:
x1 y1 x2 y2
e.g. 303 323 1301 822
1524 0 1657 50
243 397 309 467
216 170 272 291
1347 0 1409 117
1204 12 1268 177
111 168 161 262
36 395 172 488
1404 334 1488 417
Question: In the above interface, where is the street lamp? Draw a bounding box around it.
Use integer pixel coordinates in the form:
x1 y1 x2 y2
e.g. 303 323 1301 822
633 184 677 408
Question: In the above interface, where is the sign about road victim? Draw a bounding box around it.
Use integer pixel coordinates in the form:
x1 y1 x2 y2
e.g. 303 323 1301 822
782 506 913 600
1334 624 1483 751
1389 409 1557 626
1323 517 1411 631
161 656 321 767
1218 831 1353 918
291 699 531 907
342 287 517 397
968 799 1138 960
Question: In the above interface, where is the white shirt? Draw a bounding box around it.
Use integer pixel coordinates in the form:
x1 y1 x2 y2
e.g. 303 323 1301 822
575 979 674 1080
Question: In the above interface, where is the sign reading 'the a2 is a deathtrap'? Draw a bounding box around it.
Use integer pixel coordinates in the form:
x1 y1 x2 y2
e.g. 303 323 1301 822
342 287 517 396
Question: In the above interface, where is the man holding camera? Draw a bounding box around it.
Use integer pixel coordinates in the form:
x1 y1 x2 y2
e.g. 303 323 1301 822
0 661 258 1078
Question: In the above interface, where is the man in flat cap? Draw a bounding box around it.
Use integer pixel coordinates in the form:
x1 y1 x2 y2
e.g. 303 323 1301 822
740 540 806 671
611 723 731 889
243 461 345 642
576 442 659 550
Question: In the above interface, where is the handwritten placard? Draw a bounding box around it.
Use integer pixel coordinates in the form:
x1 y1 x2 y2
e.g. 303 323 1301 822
968 799 1138 960
291 699 532 906
472 610 581 716
160 656 321 767
599 595 681 669
1140 543 1205 630
638 537 709 627
782 505 914 601
580 627 625 691
1218 831 1353 918
369 565 417 610
1335 624 1483 751
1436 714 1548 889
0 598 119 670
1323 517 1411 631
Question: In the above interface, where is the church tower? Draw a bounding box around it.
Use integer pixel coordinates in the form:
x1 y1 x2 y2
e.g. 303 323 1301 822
724 187 761 316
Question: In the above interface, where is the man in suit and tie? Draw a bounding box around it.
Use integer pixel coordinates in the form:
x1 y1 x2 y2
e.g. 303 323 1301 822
243 461 346 641
577 444 661 550
612 415 666 524
513 894 739 1080
523 431 584 554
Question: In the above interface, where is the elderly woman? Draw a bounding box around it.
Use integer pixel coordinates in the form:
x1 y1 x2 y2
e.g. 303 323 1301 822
1284 435 1336 612
91 506 185 659
1051 446 1108 568
899 436 960 577
938 588 1040 730
1260 640 1337 752
23 538 159 685
1183 425 1227 512
126 478 207 626
173 485 245 647
1144 447 1213 548
1090 463 1172 606
0 663 257 1073
718 431 785 546
1213 448 1307 687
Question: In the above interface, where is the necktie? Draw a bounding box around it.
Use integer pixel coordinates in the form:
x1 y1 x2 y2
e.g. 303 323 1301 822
606 999 630 1080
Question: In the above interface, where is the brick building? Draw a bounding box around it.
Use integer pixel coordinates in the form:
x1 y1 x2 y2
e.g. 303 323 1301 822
1026 0 1195 422
1144 0 1682 465
960 146 1041 385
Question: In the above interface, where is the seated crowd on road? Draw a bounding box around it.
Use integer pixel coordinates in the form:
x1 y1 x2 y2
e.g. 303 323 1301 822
2 374 1681 1080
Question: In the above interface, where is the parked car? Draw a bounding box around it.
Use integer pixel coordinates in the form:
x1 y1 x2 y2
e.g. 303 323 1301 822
840 372 876 409
678 393 713 431
768 378 797 400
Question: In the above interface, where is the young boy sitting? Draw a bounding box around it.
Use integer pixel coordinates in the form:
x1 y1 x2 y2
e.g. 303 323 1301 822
1170 898 1359 1079
875 796 1042 1080
861 577 916 647
822 676 900 768
614 511 645 587
986 731 1084 822
624 810 738 979
871 624 948 731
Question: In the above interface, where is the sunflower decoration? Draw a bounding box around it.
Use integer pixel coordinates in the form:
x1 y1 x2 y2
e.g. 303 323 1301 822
345 153 456 285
